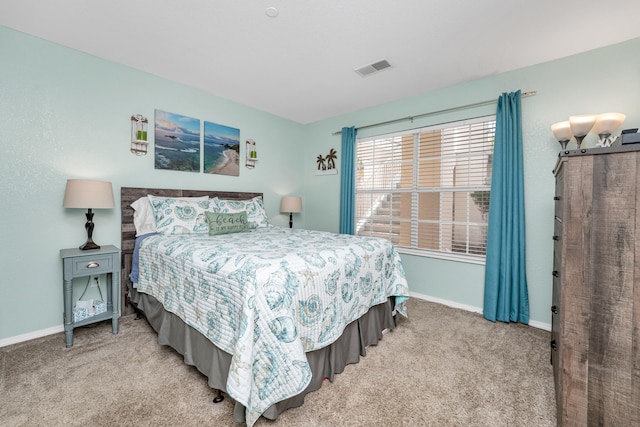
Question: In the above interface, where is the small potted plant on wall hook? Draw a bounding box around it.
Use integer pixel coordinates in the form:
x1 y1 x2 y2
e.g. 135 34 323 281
130 114 148 155
246 139 257 168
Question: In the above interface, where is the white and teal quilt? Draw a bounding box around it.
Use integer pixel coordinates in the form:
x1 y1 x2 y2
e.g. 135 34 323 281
135 227 409 426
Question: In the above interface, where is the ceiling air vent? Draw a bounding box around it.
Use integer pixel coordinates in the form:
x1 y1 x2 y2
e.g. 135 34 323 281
354 59 392 77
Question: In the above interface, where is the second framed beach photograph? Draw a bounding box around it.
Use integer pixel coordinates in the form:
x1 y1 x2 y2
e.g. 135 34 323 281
154 110 201 172
204 121 240 176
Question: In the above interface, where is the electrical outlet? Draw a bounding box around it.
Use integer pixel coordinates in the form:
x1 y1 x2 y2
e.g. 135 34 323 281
90 276 99 287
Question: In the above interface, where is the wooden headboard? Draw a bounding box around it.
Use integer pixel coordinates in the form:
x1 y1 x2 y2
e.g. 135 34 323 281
120 187 263 314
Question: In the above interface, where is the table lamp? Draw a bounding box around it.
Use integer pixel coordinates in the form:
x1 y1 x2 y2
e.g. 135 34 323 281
63 179 114 250
280 196 302 228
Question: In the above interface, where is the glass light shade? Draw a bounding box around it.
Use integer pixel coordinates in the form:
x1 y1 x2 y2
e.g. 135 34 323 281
592 112 626 136
551 121 573 142
569 114 598 137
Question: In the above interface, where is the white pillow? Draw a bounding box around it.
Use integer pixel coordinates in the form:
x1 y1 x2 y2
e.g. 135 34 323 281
148 195 212 235
130 195 208 236
210 196 270 229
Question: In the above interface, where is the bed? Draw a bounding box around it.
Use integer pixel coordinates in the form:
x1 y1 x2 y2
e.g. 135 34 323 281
120 187 409 426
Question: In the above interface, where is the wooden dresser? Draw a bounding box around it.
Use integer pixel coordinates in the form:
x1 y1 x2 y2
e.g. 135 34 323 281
552 145 640 426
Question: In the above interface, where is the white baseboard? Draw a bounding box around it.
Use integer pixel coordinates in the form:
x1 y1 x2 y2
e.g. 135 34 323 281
527 319 551 331
1 292 551 347
409 291 551 331
410 291 483 314
0 324 64 348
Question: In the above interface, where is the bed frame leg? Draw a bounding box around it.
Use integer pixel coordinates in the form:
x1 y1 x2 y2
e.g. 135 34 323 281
126 283 144 320
213 389 224 403
131 303 143 320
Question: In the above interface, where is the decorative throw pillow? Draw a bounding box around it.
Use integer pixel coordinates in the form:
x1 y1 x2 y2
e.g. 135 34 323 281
205 211 250 235
148 195 212 235
210 196 270 229
131 196 208 236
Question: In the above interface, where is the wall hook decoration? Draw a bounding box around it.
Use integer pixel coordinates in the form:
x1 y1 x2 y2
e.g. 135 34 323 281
315 148 338 175
131 114 149 155
245 139 257 168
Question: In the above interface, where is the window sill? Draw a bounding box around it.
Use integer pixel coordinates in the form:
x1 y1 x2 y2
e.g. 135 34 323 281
397 247 486 265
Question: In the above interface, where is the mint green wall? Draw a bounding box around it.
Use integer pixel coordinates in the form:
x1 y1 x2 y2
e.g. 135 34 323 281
2 23 639 341
303 37 640 328
0 26 305 341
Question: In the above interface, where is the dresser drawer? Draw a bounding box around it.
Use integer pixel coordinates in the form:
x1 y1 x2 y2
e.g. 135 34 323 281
70 254 114 276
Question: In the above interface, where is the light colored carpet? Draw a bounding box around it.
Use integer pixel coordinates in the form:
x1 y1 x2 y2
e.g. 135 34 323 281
0 298 556 426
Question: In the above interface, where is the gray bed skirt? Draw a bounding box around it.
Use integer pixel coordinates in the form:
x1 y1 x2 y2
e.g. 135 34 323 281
130 287 396 423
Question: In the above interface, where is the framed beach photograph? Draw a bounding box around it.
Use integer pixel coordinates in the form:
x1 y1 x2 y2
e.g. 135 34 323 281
154 110 201 172
203 121 240 176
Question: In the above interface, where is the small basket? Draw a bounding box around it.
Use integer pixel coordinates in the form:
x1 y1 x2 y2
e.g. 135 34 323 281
73 299 107 322
73 276 107 322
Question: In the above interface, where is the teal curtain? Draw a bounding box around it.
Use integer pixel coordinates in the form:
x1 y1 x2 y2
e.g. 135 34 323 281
339 126 357 234
483 90 529 324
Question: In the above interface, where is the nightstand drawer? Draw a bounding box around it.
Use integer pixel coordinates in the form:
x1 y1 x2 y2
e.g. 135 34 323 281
70 254 114 276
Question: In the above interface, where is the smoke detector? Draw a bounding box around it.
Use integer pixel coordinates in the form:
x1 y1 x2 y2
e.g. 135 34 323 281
265 7 279 17
354 59 392 77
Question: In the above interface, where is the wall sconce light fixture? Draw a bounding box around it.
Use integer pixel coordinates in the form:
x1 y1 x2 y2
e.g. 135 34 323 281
131 114 149 155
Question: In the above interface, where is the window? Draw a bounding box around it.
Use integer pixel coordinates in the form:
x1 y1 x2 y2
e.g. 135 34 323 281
355 116 495 263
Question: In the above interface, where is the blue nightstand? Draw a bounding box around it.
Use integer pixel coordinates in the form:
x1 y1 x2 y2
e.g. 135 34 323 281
60 245 120 347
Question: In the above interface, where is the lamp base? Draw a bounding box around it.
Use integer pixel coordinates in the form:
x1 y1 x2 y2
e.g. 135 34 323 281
289 212 293 229
80 208 100 250
79 240 101 251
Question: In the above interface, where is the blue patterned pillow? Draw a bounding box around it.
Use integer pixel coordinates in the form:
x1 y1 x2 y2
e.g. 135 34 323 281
148 195 212 235
131 195 208 236
210 196 270 229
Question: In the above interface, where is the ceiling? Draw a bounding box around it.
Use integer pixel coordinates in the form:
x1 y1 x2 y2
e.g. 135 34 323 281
2 1 640 124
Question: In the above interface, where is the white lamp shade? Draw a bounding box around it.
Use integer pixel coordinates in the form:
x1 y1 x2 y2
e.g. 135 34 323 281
592 112 626 135
551 121 573 141
280 196 302 213
569 114 598 137
63 179 115 209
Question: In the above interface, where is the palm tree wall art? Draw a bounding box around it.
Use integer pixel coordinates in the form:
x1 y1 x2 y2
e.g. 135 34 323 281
316 148 338 175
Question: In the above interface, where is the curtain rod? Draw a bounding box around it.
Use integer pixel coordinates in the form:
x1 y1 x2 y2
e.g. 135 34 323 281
332 90 537 135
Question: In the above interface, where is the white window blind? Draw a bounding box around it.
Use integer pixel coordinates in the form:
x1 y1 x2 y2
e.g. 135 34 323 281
355 116 495 262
